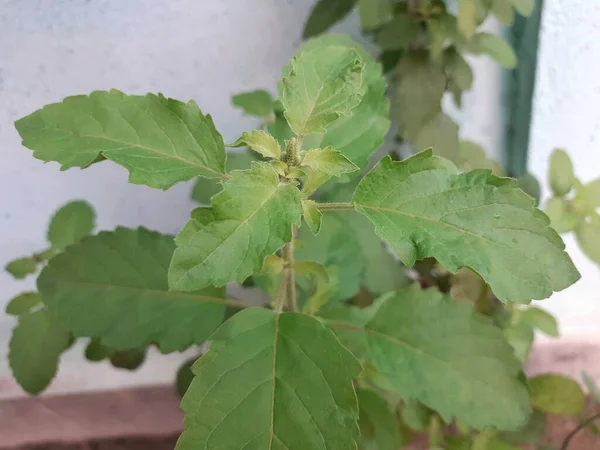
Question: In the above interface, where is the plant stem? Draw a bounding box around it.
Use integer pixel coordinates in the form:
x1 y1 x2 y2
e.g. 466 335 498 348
560 411 600 450
317 202 355 211
281 226 298 312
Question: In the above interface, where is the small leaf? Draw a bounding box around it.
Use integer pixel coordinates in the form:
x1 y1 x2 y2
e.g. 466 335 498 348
492 0 515 25
471 33 517 69
458 0 478 39
9 308 71 394
520 307 559 337
47 200 96 250
577 178 600 211
228 130 281 160
362 286 530 429
545 197 580 233
459 140 504 175
177 309 361 450
517 173 541 205
504 322 534 363
529 374 585 416
15 90 227 189
358 0 394 30
301 199 322 235
260 254 286 274
508 0 535 16
353 150 579 303
301 167 332 196
110 348 146 370
231 89 274 118
303 0 357 38
377 14 420 50
280 40 365 135
176 358 195 398
549 148 574 197
575 220 600 264
451 267 487 304
85 339 114 362
301 146 359 177
357 388 402 450
295 261 334 314
402 400 432 431
582 371 600 404
5 292 42 316
445 49 474 92
413 112 460 162
170 162 302 290
5 257 39 279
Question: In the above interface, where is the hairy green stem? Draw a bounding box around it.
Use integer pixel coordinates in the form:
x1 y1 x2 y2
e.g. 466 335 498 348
281 226 298 312
560 412 600 450
317 202 355 211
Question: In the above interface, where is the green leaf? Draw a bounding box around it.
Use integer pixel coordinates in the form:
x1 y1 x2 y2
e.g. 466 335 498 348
229 130 281 160
362 286 530 429
520 307 559 337
529 374 585 416
5 256 39 279
280 40 365 136
504 322 534 363
577 178 600 211
301 146 359 177
47 200 95 250
176 358 195 398
303 0 357 38
177 308 361 450
401 400 432 431
413 112 460 162
498 409 546 444
548 148 574 197
353 150 580 303
296 261 336 314
545 197 580 233
357 389 402 450
38 227 227 352
9 308 71 394
450 267 487 304
582 371 600 404
575 220 600 264
231 89 274 118
508 0 535 16
470 33 517 69
517 173 541 205
85 339 114 362
5 292 42 316
15 90 227 189
459 141 504 175
170 162 302 291
110 348 146 370
458 0 478 39
377 14 420 50
358 0 394 30
492 0 515 25
301 199 322 235
320 303 371 357
445 48 474 92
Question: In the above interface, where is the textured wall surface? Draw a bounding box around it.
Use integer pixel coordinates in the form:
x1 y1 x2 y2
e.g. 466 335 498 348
0 0 513 395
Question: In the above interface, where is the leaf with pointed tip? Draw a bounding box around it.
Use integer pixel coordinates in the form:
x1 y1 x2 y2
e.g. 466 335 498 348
38 227 227 353
280 40 365 136
301 146 359 177
303 0 357 38
357 388 402 450
170 162 302 291
48 200 95 251
362 286 530 430
229 130 281 160
301 199 322 235
15 90 227 189
177 308 361 450
353 150 579 303
5 292 42 316
9 308 71 394
231 89 274 118
470 33 517 69
520 307 559 337
5 257 39 279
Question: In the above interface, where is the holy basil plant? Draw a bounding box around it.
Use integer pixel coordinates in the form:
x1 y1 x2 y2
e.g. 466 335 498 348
6 36 583 449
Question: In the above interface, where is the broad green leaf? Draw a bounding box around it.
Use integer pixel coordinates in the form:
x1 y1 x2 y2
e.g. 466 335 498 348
5 292 42 316
582 372 600 404
520 307 559 337
357 388 402 450
301 199 322 235
231 89 274 118
459 140 504 175
320 303 371 357
458 0 478 38
529 374 585 416
110 348 146 370
15 90 227 189
358 0 393 30
301 146 359 176
38 227 227 352
47 200 95 250
413 112 460 162
353 150 580 303
229 130 281 160
470 33 517 69
267 111 295 147
5 257 39 279
377 14 420 50
170 162 302 290
545 197 579 233
9 308 71 394
362 286 530 429
549 148 574 197
280 41 365 136
303 0 357 38
575 220 600 264
177 308 361 450
508 0 534 16
492 0 515 25
176 358 195 398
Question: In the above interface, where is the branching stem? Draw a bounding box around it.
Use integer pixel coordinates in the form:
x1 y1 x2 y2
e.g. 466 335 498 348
560 411 600 450
317 202 355 211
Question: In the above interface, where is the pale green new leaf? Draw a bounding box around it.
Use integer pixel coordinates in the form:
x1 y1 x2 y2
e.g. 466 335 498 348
577 178 600 212
301 146 359 177
353 150 580 303
15 90 227 189
444 49 474 92
458 0 478 39
459 140 504 175
231 89 274 118
303 0 357 38
5 257 39 279
549 148 574 197
177 308 361 450
492 0 515 25
358 0 394 30
5 292 42 316
357 388 402 450
48 200 95 250
520 306 559 337
301 199 322 235
280 41 365 136
470 33 517 69
9 308 71 394
229 130 281 160
413 112 460 163
38 227 227 352
363 286 530 429
295 261 335 314
170 162 302 291
545 198 579 233
575 220 600 264
529 374 585 416
508 0 534 16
